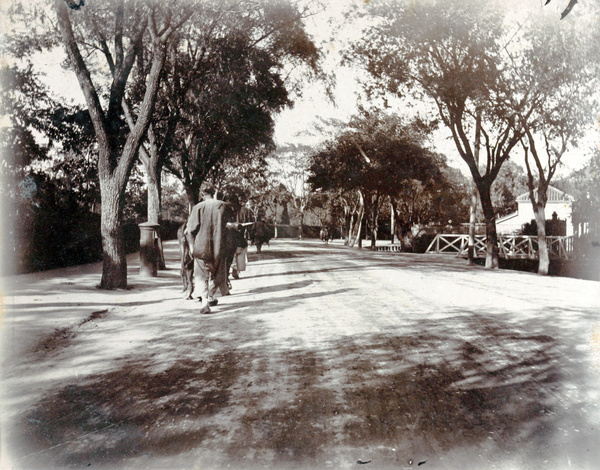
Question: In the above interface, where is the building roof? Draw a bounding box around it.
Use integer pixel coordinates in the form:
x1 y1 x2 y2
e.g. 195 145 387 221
496 211 518 224
516 186 574 203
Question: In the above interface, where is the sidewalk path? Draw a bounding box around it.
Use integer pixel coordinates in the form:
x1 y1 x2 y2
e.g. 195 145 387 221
1 239 600 470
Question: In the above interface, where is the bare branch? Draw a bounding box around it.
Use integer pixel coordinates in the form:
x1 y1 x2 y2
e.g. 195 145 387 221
54 0 109 160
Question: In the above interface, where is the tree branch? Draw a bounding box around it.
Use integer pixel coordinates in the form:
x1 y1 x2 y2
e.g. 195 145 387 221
114 0 124 68
54 0 110 165
107 15 148 124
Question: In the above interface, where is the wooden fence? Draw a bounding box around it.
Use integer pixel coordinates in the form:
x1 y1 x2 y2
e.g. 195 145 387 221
425 234 574 260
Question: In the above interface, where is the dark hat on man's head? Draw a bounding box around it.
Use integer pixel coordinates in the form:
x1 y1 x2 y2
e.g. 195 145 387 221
201 185 215 197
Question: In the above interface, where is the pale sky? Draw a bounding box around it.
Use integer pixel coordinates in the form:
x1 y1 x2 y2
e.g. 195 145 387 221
274 0 364 147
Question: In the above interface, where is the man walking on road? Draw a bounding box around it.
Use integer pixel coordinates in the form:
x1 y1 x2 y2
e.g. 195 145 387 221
185 186 229 314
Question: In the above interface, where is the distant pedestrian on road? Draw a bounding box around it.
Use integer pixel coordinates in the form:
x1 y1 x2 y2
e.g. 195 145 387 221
320 227 329 245
185 186 229 314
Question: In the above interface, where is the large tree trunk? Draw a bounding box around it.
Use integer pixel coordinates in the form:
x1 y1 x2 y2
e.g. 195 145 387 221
468 109 482 265
99 180 127 289
446 104 513 269
370 194 380 249
55 0 175 289
123 108 165 229
98 46 167 288
467 181 478 265
348 192 365 247
522 132 554 276
146 163 161 225
533 202 550 275
478 185 499 269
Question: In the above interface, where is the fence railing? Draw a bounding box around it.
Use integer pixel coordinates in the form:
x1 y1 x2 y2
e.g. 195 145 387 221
425 234 574 260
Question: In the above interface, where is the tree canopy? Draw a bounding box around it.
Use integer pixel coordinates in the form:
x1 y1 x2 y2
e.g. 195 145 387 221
2 0 323 285
308 113 453 246
348 0 600 267
309 114 439 193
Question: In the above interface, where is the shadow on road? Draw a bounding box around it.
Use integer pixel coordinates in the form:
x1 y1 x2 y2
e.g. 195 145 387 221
5 240 599 469
221 288 352 313
247 250 299 261
247 280 316 295
9 304 599 470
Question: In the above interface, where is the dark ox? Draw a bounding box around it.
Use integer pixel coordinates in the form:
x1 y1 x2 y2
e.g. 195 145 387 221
249 220 273 253
178 222 246 299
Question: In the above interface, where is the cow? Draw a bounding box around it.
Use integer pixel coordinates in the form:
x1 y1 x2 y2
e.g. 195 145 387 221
249 220 273 253
178 221 247 299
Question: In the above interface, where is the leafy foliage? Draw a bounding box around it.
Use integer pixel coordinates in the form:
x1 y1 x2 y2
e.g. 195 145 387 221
161 0 322 207
205 148 274 222
0 64 93 172
308 114 441 196
348 0 600 267
490 161 528 218
5 171 102 274
558 150 600 235
1 62 101 274
308 113 465 244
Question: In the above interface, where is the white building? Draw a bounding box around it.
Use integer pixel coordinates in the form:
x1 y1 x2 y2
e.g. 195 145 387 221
496 186 574 236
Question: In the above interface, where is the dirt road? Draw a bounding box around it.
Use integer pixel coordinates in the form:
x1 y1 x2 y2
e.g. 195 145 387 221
2 239 600 470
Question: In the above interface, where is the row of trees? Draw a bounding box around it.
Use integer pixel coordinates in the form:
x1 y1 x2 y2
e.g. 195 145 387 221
340 0 600 274
2 0 598 280
293 0 599 260
2 0 324 286
308 112 469 248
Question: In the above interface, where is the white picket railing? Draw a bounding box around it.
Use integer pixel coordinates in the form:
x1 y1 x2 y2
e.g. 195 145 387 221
425 234 574 260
